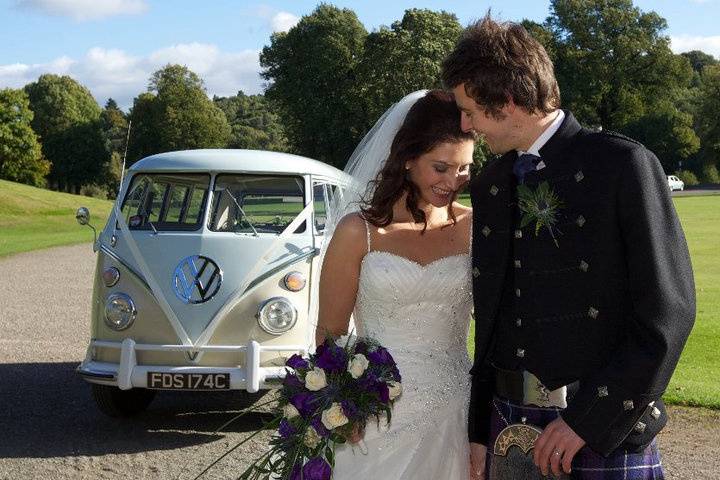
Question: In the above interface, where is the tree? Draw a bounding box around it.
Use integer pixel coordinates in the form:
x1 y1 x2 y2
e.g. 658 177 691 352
693 64 720 171
101 98 129 155
0 88 50 186
355 9 464 127
213 91 289 151
681 50 718 75
260 5 367 167
546 0 694 130
127 65 231 164
623 102 700 172
24 74 108 192
526 0 699 170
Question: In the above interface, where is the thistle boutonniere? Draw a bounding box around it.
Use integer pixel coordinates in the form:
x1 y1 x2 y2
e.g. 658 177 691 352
517 181 564 247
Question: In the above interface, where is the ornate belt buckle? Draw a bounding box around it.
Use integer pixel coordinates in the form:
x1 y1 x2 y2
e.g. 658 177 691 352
523 371 568 408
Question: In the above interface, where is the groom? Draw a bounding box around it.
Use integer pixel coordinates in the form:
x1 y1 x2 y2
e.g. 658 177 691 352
442 16 695 480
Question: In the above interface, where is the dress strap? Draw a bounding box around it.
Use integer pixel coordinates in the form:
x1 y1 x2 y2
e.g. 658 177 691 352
363 218 372 253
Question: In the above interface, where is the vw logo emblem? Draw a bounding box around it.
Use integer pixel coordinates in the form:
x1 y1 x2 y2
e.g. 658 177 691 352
172 255 223 304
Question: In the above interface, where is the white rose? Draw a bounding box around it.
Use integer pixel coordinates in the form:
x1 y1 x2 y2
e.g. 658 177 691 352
304 426 321 448
321 402 349 430
347 353 369 379
387 381 403 401
304 367 327 391
283 403 300 419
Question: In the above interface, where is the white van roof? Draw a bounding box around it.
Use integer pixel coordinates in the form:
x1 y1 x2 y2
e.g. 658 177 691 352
129 149 351 182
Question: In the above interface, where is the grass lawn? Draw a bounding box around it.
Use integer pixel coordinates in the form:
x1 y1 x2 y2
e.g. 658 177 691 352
0 179 114 257
460 193 720 409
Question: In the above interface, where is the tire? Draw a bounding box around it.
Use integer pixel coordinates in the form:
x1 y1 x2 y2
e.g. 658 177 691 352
91 384 157 417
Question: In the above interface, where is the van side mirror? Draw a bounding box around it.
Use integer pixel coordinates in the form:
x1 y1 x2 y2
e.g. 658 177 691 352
76 207 90 225
76 206 98 251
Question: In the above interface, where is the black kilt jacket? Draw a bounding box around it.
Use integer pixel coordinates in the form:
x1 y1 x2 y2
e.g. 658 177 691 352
467 111 696 456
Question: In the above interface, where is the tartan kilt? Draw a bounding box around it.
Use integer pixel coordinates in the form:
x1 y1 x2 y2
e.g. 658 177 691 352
488 396 665 480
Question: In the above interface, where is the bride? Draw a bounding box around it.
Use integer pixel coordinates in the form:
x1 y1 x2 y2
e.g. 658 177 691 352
315 89 477 479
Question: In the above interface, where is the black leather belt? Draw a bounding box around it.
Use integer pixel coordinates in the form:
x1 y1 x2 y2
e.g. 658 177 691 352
495 369 579 408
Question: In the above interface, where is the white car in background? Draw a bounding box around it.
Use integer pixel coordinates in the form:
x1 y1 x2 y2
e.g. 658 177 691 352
667 175 684 191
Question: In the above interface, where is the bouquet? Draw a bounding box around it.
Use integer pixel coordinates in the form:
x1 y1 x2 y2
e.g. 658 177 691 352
195 335 402 480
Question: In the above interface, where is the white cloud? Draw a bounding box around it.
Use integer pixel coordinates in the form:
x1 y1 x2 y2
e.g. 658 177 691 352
671 35 720 59
16 0 148 21
250 5 299 32
271 11 300 32
0 44 263 110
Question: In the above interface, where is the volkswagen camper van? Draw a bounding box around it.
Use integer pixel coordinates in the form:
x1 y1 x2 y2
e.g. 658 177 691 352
76 149 353 416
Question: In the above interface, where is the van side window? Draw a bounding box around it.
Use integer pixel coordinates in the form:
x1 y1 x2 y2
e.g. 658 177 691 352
313 183 328 234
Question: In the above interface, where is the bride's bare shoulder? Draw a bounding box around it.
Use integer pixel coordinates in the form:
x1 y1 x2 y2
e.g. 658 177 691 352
329 214 368 255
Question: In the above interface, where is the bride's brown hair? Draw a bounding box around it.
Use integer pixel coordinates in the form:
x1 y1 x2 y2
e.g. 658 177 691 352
360 89 475 233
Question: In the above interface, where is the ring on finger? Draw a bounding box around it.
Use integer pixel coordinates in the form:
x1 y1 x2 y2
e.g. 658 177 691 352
553 450 562 457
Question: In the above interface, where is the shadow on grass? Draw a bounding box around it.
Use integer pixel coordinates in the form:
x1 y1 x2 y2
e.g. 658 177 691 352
0 361 275 459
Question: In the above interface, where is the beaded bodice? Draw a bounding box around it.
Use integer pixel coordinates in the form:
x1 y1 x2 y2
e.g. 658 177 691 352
353 231 473 438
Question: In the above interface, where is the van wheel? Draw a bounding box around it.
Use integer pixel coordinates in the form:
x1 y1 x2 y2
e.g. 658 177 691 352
91 384 157 417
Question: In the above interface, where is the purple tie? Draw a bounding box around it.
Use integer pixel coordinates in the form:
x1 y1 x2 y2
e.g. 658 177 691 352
513 153 541 184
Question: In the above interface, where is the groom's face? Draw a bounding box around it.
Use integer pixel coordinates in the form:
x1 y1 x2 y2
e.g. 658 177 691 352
452 84 519 155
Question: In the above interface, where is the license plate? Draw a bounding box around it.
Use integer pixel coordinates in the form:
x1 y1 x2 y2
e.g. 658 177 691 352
147 372 230 390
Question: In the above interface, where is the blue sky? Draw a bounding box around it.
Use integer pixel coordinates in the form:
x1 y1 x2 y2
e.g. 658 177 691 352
2 0 719 110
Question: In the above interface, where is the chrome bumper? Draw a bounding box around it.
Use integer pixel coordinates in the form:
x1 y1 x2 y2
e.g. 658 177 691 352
76 338 306 392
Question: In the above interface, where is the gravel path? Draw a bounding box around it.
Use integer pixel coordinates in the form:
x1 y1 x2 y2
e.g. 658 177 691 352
0 244 718 479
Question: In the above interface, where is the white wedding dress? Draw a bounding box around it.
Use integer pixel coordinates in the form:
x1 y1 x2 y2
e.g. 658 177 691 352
331 221 473 479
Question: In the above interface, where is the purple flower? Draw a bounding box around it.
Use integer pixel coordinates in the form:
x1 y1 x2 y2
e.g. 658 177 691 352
283 372 304 389
341 400 358 419
286 354 309 370
290 392 316 418
315 343 348 373
367 347 394 366
311 417 330 438
278 418 296 439
302 458 332 480
375 382 390 403
289 463 301 480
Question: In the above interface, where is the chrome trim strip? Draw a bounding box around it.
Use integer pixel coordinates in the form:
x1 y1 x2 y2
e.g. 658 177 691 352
99 244 153 295
76 365 117 380
244 247 319 293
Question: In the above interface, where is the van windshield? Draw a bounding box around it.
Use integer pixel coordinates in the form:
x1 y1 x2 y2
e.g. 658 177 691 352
209 174 305 234
120 173 210 231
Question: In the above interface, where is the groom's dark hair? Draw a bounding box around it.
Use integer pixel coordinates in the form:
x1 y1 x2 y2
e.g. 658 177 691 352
441 14 560 118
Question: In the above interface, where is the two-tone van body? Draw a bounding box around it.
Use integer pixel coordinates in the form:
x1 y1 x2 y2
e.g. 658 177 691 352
76 149 352 416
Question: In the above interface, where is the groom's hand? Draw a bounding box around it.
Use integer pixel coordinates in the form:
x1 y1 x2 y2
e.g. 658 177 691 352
533 417 585 476
469 442 487 480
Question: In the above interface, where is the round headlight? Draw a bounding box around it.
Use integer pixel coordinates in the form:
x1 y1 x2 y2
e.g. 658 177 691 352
104 293 137 331
257 297 297 335
102 267 120 287
283 271 306 292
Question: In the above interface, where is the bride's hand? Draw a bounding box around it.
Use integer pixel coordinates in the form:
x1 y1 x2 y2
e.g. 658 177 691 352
469 442 487 480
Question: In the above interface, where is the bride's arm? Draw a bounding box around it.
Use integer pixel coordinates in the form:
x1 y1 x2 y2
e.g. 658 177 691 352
315 214 367 346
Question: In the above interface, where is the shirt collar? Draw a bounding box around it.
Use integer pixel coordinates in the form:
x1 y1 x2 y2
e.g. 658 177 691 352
517 110 565 157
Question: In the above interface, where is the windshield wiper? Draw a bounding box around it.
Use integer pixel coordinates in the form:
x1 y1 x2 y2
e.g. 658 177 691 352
222 189 260 236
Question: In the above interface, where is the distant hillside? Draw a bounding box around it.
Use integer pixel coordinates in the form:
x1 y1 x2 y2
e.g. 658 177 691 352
0 179 113 257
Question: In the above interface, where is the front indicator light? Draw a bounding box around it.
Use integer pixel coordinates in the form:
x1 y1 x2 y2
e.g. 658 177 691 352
104 293 136 331
283 271 306 292
257 297 297 335
102 267 120 287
